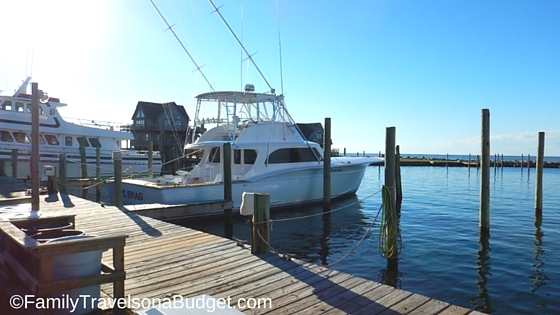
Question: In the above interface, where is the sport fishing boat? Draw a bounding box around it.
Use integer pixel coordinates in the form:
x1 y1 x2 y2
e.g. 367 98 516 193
0 77 162 180
115 86 382 213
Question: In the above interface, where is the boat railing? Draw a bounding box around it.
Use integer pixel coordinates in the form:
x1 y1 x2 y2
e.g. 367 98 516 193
64 117 131 131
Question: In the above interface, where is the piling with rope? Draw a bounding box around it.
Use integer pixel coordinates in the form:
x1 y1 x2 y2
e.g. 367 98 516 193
252 193 270 255
383 127 399 269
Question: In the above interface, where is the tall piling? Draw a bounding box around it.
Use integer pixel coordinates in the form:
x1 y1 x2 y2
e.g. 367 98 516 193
96 147 101 202
384 126 397 269
480 109 490 233
395 145 402 215
31 83 40 212
113 151 123 207
535 132 545 213
223 142 233 239
323 118 331 212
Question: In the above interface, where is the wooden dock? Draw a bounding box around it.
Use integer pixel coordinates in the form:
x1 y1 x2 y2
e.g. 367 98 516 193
0 177 484 315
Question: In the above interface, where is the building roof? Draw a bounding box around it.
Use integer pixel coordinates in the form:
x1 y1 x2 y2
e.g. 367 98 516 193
132 101 189 121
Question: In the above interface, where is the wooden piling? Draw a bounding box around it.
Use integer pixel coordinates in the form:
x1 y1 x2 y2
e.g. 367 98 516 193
384 126 397 269
535 132 545 213
395 145 402 215
323 117 331 212
468 153 471 171
96 147 101 202
31 82 40 211
113 151 123 207
223 142 233 239
385 127 396 206
480 109 490 232
58 154 67 194
10 149 18 179
252 193 270 255
521 154 524 171
148 141 154 178
80 143 88 198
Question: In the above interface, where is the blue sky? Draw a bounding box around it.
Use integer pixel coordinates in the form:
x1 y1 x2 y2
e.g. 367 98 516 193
1 0 559 155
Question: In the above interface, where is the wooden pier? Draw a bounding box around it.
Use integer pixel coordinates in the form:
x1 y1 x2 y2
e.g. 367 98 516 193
0 177 484 315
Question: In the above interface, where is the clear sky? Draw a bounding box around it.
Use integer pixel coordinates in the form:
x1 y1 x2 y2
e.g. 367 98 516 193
1 0 559 155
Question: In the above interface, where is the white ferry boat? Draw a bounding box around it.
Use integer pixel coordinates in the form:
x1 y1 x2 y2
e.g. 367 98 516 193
0 78 162 180
115 87 381 213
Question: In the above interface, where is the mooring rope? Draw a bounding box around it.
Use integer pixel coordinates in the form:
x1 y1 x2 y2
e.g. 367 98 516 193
378 185 402 259
254 201 384 268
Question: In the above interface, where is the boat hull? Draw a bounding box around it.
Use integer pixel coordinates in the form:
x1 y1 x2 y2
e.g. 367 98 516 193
114 162 369 213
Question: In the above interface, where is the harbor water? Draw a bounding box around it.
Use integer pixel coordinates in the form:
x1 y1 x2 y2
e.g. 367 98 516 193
184 164 560 314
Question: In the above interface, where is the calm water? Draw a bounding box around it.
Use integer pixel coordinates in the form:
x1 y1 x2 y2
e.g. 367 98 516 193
183 165 560 314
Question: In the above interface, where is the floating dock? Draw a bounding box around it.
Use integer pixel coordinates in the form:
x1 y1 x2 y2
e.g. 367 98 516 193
0 176 484 314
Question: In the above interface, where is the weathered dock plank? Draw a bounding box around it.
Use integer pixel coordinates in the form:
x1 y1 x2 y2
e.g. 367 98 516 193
0 181 486 315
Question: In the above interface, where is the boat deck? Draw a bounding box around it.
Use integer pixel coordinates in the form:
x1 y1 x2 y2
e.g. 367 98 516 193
0 176 484 314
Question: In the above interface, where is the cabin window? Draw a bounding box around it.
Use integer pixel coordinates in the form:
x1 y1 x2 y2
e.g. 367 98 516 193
24 104 45 115
244 150 257 164
0 131 14 142
89 138 101 148
234 149 241 164
77 136 90 147
15 102 25 112
13 132 30 144
313 148 324 161
45 135 59 145
267 148 319 164
208 147 220 163
1 101 12 110
65 136 73 146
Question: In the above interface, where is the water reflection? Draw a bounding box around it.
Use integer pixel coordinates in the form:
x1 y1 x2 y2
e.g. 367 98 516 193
529 212 549 293
470 231 495 313
319 213 331 266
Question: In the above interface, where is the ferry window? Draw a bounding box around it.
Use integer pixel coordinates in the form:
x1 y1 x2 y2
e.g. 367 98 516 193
77 136 90 147
45 135 59 145
13 132 30 144
31 134 46 145
234 149 241 164
267 148 318 164
89 138 101 148
65 136 73 146
24 104 45 114
15 102 25 112
208 147 220 163
1 101 12 110
244 150 257 164
0 131 14 142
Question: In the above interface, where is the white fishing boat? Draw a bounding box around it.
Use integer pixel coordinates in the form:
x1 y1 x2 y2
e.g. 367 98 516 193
115 86 382 213
0 77 162 180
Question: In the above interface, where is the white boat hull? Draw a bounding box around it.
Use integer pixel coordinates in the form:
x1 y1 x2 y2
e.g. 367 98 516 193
115 162 369 213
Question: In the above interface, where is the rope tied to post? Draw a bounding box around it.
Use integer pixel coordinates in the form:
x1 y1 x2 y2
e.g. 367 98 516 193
378 185 402 259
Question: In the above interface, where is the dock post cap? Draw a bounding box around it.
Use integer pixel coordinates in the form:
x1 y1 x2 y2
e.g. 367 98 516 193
112 151 123 161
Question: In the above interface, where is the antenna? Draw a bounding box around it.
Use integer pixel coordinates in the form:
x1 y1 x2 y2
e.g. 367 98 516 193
208 0 275 94
276 0 284 95
149 0 215 92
